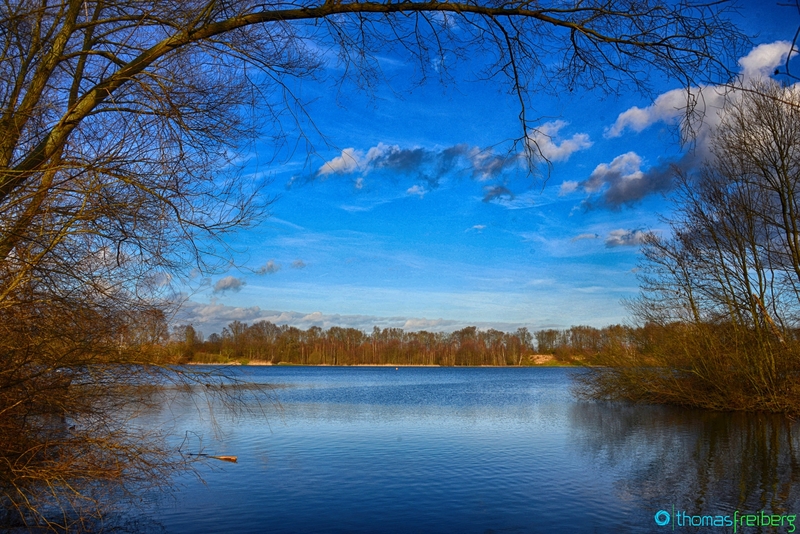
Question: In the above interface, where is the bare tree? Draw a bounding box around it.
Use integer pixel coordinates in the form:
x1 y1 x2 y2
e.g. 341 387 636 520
577 80 800 413
0 0 746 529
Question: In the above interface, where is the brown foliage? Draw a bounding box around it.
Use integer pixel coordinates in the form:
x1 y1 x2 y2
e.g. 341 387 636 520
0 293 174 529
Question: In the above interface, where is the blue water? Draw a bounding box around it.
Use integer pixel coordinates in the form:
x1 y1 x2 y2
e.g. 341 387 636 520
136 367 800 533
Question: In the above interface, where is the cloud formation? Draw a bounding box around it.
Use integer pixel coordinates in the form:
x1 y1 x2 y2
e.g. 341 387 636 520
605 88 689 138
315 122 590 187
406 185 426 198
593 41 797 209
291 260 306 269
527 120 593 162
739 41 794 80
256 260 281 275
213 276 245 293
314 142 519 188
577 152 675 209
173 299 530 336
606 42 795 140
583 133 710 209
318 148 360 175
583 152 643 191
559 181 578 196
605 229 649 248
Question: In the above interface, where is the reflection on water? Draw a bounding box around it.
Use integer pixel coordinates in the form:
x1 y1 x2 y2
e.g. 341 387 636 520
134 367 800 533
571 402 800 528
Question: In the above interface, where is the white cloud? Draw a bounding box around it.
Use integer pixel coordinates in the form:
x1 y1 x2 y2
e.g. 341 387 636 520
364 143 398 164
605 87 690 138
606 41 796 140
302 311 325 322
559 180 578 196
402 318 454 330
181 299 263 325
213 276 246 293
256 260 281 275
319 143 414 177
316 142 517 185
317 147 362 175
468 224 486 232
739 41 794 80
584 152 644 193
406 185 426 198
570 146 676 208
605 229 649 248
291 260 307 269
527 120 592 161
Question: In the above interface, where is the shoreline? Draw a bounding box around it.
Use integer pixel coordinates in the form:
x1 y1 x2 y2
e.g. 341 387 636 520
185 359 585 368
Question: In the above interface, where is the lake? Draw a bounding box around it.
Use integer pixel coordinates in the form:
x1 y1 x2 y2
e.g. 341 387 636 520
134 366 800 533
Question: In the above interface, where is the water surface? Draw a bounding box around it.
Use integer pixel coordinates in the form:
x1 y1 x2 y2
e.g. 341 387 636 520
137 367 800 533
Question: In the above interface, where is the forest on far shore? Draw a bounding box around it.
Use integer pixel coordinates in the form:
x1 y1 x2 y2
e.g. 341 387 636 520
171 320 665 367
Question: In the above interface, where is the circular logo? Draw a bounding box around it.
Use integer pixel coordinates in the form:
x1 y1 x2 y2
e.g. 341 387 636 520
654 510 671 527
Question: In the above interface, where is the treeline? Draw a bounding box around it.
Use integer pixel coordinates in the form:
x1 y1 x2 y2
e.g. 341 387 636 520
177 322 536 366
173 321 665 366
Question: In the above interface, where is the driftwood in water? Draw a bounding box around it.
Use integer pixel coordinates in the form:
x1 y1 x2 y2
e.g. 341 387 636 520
189 453 238 463
210 455 238 463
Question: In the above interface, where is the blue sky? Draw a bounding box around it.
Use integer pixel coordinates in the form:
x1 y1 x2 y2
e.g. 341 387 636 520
176 3 800 336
